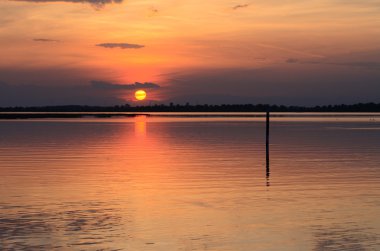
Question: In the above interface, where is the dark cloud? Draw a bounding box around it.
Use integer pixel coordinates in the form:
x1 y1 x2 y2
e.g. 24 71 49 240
286 50 380 70
0 67 97 87
33 38 60 42
162 65 380 106
309 61 380 70
91 81 160 90
0 67 125 106
95 43 145 49
0 80 161 106
286 58 299 63
12 0 123 8
232 4 249 10
0 68 160 105
2 48 380 106
287 59 380 70
0 82 125 106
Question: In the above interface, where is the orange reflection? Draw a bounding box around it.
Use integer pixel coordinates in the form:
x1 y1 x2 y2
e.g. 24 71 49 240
134 115 147 138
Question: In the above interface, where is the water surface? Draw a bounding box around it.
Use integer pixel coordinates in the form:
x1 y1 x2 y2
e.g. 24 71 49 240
1 114 380 250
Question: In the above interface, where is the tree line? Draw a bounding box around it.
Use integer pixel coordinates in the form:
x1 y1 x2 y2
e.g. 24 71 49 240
1 102 380 112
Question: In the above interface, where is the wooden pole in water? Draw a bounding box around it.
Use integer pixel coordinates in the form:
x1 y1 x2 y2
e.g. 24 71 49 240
266 111 270 174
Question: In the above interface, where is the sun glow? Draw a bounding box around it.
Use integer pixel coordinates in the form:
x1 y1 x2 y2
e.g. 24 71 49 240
135 90 146 101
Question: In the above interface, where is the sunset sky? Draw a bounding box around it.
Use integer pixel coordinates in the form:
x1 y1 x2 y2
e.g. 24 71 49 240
1 0 380 106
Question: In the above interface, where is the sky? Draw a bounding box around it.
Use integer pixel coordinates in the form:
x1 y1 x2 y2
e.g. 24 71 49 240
0 0 380 106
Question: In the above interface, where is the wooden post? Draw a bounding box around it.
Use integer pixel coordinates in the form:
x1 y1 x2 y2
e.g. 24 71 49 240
266 111 270 175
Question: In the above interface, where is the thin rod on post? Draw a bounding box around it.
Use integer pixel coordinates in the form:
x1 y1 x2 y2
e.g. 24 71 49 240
266 111 270 177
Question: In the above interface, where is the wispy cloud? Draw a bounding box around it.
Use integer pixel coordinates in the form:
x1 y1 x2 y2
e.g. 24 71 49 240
95 43 145 49
91 81 160 90
33 38 60 42
12 0 123 8
285 58 299 63
312 61 380 70
258 43 325 58
232 4 249 10
286 58 380 70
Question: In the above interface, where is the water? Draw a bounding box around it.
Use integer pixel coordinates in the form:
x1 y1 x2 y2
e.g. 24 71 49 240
1 114 380 250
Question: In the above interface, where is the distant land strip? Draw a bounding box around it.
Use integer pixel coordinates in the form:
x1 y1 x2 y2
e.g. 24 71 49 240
1 103 380 113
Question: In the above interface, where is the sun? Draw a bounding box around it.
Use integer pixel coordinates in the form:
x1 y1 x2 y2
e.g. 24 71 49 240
135 90 146 101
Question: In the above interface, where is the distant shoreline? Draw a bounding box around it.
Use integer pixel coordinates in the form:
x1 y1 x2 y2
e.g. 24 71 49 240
1 112 380 120
1 102 380 119
1 102 380 113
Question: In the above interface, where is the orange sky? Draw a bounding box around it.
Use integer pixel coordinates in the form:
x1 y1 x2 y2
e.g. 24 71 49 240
0 0 380 105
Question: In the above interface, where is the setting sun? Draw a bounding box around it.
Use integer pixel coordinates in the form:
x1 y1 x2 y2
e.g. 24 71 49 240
135 90 147 101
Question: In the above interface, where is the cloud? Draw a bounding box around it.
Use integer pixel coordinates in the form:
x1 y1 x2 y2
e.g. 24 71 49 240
12 0 123 8
0 82 125 106
91 81 160 90
286 58 380 70
312 61 380 70
95 43 145 49
286 50 380 70
258 43 325 58
285 58 299 63
33 38 60 42
0 68 155 106
232 4 249 10
161 65 380 106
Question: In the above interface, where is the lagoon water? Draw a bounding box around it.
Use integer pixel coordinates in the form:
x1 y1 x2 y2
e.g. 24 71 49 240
1 113 380 250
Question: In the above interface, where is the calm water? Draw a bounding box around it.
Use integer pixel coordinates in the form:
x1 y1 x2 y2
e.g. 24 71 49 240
1 114 380 250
